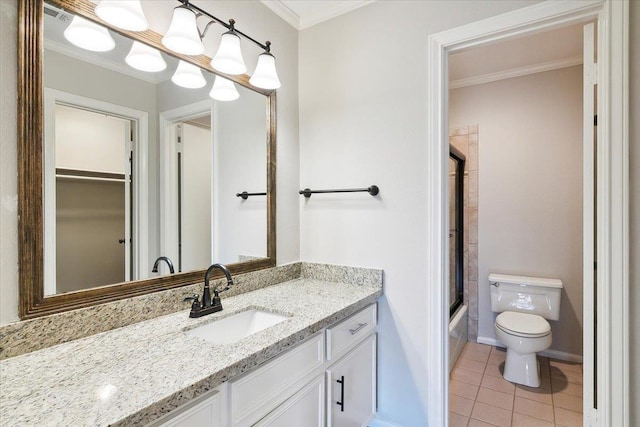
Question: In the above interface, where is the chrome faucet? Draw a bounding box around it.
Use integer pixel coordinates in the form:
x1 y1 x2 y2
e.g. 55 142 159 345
152 256 175 274
184 263 234 318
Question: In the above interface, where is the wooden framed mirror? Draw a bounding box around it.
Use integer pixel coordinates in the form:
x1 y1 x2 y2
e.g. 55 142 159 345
18 0 276 319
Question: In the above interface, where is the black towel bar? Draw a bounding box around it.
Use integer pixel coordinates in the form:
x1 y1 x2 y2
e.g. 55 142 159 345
299 185 379 198
236 191 266 199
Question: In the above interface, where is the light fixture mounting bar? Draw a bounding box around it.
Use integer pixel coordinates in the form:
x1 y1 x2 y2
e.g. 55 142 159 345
178 0 270 51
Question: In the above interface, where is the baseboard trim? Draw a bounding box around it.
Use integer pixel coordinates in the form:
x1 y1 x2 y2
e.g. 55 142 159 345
368 415 404 427
476 336 583 363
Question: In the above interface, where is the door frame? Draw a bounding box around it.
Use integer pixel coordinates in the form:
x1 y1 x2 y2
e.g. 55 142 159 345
43 88 149 292
158 100 215 273
425 1 629 426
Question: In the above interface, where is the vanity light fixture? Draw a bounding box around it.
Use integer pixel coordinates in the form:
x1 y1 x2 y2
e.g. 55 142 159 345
95 0 149 32
249 43 281 89
63 16 115 52
162 5 205 55
209 76 239 101
210 21 246 75
172 60 207 88
125 41 167 72
161 0 280 89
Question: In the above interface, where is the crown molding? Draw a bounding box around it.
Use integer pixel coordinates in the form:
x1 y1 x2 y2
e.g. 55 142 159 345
260 0 375 30
260 0 300 30
299 1 375 30
449 55 583 89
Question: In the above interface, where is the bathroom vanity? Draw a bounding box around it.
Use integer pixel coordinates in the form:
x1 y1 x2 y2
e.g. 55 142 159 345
150 304 377 427
0 264 382 427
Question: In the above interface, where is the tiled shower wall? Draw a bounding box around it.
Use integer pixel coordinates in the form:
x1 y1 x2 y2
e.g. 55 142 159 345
450 125 479 341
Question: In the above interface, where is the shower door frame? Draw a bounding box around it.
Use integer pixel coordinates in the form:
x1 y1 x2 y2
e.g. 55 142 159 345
448 145 465 318
425 1 629 426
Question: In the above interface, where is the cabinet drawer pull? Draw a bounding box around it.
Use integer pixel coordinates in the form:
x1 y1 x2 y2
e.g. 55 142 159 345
349 322 368 335
336 376 345 412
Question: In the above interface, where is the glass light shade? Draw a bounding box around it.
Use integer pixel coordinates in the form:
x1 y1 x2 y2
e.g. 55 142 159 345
171 60 206 89
95 0 148 32
63 16 115 52
162 6 204 56
210 31 246 75
249 52 281 89
209 76 239 101
125 41 167 72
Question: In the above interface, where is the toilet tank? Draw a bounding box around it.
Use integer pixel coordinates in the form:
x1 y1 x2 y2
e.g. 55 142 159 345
489 273 563 321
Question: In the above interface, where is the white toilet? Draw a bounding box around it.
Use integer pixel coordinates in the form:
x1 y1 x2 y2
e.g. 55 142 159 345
489 273 563 388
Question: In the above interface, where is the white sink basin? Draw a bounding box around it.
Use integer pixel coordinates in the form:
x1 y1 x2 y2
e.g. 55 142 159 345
186 309 289 345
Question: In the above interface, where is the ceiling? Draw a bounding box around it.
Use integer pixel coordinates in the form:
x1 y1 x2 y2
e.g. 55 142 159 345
260 0 374 30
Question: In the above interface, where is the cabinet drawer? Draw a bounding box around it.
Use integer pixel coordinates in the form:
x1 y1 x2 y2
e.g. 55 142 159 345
230 333 324 426
326 304 377 361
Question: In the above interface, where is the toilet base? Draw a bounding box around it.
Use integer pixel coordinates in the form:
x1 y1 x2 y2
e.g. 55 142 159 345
503 348 541 388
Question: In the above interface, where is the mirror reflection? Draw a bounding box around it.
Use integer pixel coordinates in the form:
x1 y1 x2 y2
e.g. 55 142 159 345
43 2 267 296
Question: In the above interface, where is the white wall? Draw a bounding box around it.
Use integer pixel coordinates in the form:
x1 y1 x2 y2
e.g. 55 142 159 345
298 1 542 424
181 123 212 271
450 66 584 358
0 0 299 325
55 105 127 174
213 87 267 263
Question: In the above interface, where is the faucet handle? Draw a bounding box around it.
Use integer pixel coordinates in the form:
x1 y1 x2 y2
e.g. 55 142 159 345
183 294 201 311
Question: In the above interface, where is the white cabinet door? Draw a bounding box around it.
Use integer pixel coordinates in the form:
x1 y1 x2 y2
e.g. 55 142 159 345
254 375 324 427
230 333 324 427
326 334 376 427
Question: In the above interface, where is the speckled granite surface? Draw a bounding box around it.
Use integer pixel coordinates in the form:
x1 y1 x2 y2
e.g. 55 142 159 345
0 266 382 426
0 263 301 360
301 261 384 286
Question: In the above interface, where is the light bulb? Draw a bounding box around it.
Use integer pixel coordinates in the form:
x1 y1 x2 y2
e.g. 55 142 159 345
125 41 167 72
211 30 246 75
171 60 206 89
162 6 204 56
209 76 239 101
249 51 281 89
64 16 115 52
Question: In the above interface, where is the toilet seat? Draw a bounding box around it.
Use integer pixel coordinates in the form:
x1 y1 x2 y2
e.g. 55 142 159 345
496 311 551 338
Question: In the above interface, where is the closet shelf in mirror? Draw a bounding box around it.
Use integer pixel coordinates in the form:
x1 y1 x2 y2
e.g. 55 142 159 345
55 168 125 182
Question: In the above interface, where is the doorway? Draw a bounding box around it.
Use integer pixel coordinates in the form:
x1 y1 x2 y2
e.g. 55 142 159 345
175 116 214 273
54 104 133 291
43 88 149 295
159 100 215 274
425 2 629 426
447 25 586 423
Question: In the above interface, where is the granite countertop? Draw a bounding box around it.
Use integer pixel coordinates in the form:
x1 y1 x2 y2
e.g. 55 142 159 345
0 277 382 426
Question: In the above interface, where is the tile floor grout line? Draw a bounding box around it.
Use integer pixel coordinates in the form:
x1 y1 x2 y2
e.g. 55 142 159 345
451 342 583 427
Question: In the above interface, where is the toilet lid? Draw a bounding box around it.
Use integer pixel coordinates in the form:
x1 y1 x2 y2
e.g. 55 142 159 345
496 312 551 337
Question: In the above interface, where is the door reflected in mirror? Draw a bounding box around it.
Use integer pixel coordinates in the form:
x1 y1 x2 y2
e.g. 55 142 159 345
42 1 267 296
53 105 133 293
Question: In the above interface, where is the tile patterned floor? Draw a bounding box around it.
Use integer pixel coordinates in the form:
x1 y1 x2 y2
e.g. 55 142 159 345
449 343 583 427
